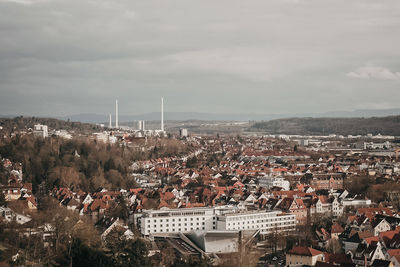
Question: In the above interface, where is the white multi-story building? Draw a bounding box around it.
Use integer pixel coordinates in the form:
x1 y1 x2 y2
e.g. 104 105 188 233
140 206 237 235
258 176 290 191
217 210 296 235
94 132 110 143
180 128 188 137
364 141 391 150
33 124 48 138
342 198 372 207
54 130 72 139
139 207 296 236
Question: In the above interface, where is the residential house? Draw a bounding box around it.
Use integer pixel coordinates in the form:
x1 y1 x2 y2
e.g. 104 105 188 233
286 246 325 266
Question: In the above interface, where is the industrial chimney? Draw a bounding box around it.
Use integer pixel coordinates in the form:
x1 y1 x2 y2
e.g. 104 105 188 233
115 99 119 129
161 97 164 132
109 114 112 129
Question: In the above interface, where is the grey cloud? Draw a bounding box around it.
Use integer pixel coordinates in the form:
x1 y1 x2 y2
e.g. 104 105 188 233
347 65 400 80
0 0 400 117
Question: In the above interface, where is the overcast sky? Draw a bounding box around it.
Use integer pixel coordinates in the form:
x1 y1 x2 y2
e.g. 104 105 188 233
0 0 399 117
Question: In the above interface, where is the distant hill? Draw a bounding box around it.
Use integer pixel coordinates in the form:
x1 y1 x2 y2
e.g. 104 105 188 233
57 112 269 123
249 116 400 136
55 108 400 123
0 116 102 133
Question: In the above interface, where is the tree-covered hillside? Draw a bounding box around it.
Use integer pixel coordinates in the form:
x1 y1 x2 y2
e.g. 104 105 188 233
0 116 103 133
250 116 400 136
0 135 190 192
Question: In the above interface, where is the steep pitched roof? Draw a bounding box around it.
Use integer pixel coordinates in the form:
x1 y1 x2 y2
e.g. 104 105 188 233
331 223 344 234
379 227 400 247
387 249 400 258
288 246 323 257
278 197 294 211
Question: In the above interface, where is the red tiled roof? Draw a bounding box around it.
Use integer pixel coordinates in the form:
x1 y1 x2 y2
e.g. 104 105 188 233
22 183 32 192
331 223 344 234
288 246 323 256
364 236 379 245
130 188 143 194
379 228 400 247
357 207 393 217
161 192 175 201
388 249 400 257
90 199 109 212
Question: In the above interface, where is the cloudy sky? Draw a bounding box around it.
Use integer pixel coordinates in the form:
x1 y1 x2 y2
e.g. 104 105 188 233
0 0 399 117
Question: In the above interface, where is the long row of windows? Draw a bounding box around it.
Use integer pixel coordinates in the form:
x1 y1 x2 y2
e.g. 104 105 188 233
146 226 212 233
227 224 295 231
227 221 294 227
150 222 207 228
226 215 294 222
147 210 210 218
147 216 215 223
225 213 281 221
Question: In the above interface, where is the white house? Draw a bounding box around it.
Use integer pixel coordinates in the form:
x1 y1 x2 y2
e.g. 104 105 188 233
258 176 290 190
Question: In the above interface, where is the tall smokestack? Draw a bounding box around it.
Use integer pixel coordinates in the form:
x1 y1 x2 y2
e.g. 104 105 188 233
109 114 112 129
161 97 164 132
115 99 119 129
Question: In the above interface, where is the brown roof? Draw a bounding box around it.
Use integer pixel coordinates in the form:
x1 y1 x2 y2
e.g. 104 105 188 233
387 249 400 257
288 246 323 256
331 223 344 234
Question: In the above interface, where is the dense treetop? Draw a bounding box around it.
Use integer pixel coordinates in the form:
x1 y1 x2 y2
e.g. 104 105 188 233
0 116 103 133
0 134 190 192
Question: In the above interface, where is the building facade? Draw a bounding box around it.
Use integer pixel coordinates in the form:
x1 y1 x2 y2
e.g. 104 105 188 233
140 206 237 235
258 176 290 191
33 124 48 138
217 210 296 235
310 176 343 190
139 206 296 236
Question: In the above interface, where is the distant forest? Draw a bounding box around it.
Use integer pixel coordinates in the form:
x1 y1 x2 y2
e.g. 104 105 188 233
250 116 400 136
0 116 103 133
